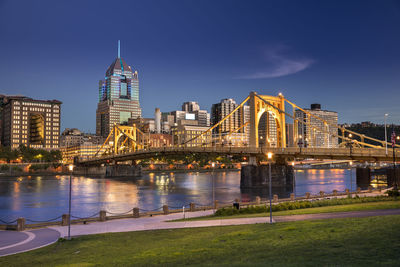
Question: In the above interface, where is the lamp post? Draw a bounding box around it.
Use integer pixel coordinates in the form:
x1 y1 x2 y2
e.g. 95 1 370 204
385 114 389 155
211 162 215 213
348 133 353 155
395 136 400 189
68 164 74 240
292 161 296 197
298 135 303 154
267 152 273 224
349 161 353 192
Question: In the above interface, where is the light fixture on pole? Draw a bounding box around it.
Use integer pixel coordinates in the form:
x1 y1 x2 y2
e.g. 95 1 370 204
68 164 74 240
385 114 389 155
267 152 273 224
211 162 215 213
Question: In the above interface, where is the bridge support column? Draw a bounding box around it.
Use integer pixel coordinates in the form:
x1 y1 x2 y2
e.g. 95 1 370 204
356 168 371 189
386 168 400 188
240 162 294 189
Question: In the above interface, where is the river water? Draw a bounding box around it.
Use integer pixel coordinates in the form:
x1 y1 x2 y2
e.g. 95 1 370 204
0 169 373 222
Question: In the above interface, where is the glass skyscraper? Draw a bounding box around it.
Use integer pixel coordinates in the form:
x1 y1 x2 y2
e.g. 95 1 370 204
96 41 141 137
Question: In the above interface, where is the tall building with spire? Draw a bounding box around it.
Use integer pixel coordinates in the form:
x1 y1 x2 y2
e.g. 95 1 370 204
96 41 141 137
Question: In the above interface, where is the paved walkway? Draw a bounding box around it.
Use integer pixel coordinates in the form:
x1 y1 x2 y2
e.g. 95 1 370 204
1 208 400 257
0 228 60 257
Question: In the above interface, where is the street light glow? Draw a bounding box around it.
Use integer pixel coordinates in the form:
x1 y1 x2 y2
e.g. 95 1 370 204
267 152 273 159
69 164 74 172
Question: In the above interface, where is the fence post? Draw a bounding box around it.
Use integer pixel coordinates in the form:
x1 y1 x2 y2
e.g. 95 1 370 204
17 218 25 231
255 196 261 205
163 205 169 215
99 210 107 221
290 193 295 201
62 214 70 226
133 208 140 218
273 194 278 203
357 187 361 193
190 203 195 212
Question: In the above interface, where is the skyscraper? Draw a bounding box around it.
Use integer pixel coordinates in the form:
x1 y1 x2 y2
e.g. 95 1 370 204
211 99 241 133
96 41 141 137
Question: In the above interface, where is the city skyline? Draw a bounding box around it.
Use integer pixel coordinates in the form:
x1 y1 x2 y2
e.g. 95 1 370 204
1 0 400 132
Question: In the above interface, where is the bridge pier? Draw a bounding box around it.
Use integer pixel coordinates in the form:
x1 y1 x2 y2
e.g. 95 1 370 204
240 162 294 189
386 168 400 187
356 167 371 189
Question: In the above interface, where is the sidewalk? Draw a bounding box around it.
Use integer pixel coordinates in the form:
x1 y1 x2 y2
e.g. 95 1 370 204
2 208 400 257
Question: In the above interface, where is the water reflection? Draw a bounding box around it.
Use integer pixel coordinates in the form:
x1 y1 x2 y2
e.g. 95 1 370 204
0 169 372 221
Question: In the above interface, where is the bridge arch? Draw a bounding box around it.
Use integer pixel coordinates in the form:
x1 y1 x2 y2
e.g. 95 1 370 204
249 92 286 148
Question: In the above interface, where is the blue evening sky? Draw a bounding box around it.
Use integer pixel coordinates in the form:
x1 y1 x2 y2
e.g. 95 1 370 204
1 0 400 132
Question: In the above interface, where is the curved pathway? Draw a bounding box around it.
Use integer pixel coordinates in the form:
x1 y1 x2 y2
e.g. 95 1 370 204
0 228 60 257
1 209 400 257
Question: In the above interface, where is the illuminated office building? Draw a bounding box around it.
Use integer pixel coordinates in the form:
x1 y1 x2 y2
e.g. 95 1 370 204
96 41 141 137
295 103 338 148
0 95 61 149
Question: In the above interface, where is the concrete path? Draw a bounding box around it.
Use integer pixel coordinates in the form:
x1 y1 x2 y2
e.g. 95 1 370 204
2 208 400 257
0 228 60 257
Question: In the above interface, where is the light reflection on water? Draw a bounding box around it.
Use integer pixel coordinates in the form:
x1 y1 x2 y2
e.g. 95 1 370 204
0 169 362 221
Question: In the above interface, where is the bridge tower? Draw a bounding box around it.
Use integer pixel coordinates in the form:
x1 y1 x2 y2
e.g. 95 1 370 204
249 92 286 148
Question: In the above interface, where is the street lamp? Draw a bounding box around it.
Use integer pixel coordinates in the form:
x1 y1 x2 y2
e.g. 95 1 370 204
385 114 389 155
267 152 273 224
211 162 215 213
291 161 296 197
68 164 74 240
298 135 303 153
349 161 353 192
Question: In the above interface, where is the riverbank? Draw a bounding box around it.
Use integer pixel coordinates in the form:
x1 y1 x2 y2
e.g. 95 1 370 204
1 212 400 265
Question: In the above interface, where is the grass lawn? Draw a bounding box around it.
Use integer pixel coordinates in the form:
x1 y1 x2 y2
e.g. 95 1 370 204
1 215 400 266
173 201 400 221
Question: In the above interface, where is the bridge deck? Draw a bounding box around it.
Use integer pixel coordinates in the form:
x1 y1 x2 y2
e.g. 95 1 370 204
80 147 400 166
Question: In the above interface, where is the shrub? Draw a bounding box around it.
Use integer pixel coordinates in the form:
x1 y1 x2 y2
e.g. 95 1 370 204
388 189 400 197
214 196 398 216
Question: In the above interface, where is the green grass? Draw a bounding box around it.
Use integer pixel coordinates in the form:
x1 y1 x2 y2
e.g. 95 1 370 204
2 215 400 266
173 200 400 221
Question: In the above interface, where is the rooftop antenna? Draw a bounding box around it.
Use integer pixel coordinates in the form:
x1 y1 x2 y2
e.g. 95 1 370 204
118 40 121 58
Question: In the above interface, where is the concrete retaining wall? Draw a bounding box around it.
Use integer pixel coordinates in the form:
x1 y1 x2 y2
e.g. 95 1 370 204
74 165 142 177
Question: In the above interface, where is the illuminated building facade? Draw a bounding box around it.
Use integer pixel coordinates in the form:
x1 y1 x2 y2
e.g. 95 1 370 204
61 142 106 164
171 122 212 147
212 99 240 133
295 103 338 148
96 41 141 137
149 133 172 148
0 95 61 149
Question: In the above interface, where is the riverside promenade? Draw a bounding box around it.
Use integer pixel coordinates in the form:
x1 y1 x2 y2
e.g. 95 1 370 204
2 208 400 257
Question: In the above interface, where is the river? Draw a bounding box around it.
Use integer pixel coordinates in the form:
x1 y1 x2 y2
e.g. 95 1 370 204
0 169 373 222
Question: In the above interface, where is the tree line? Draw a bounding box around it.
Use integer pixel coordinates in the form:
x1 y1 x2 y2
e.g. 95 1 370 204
0 145 62 163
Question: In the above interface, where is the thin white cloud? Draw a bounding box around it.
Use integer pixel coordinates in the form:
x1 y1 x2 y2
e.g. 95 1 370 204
238 46 314 79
